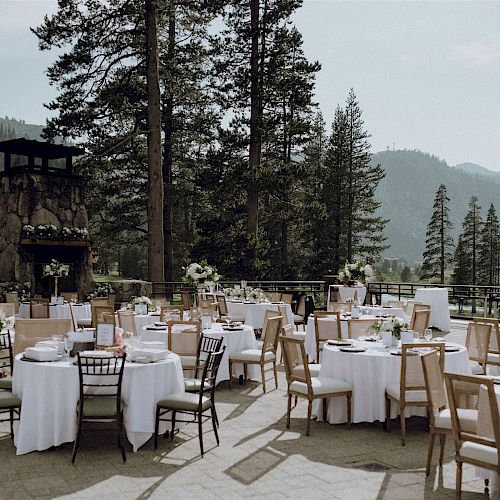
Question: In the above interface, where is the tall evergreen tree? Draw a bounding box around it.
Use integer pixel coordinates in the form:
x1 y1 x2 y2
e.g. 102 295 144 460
478 203 500 285
420 184 454 282
460 196 482 285
452 234 470 285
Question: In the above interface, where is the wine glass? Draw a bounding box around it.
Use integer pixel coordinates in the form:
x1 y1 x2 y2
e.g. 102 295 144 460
371 295 377 306
225 313 233 327
424 328 433 342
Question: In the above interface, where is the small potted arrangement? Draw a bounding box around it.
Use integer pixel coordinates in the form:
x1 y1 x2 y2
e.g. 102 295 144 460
131 296 152 315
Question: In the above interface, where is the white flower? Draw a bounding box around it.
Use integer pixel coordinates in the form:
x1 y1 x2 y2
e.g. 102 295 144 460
364 264 374 277
344 269 351 278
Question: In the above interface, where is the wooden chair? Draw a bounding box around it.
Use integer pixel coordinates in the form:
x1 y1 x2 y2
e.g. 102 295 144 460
270 292 282 302
385 342 445 445
404 300 423 318
410 309 431 335
282 324 321 378
72 353 127 463
13 318 72 357
0 332 20 439
0 303 16 317
314 311 342 363
168 320 201 370
0 330 14 390
155 348 225 457
160 306 183 322
29 298 50 319
181 291 192 311
281 293 294 305
92 305 115 328
216 295 229 317
117 310 137 336
328 302 352 313
90 297 109 307
280 334 352 436
465 322 491 375
61 292 78 302
445 373 500 499
69 302 79 331
347 319 375 339
421 350 477 476
473 318 500 370
229 315 283 393
293 294 306 330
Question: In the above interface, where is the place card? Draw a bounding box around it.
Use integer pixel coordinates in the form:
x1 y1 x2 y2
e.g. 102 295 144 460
96 322 114 347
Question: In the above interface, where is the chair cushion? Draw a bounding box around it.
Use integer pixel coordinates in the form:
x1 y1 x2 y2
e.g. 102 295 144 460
158 392 211 412
80 397 120 418
434 408 478 432
0 391 21 408
290 332 306 341
293 314 304 322
78 318 92 327
470 363 484 375
0 376 13 390
290 376 352 396
292 364 321 378
461 441 498 465
180 356 197 369
229 349 275 363
385 384 427 403
487 353 500 364
184 378 211 392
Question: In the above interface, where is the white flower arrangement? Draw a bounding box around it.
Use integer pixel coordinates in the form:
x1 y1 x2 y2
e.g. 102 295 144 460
338 260 374 285
382 316 409 340
62 226 89 240
224 287 266 301
183 260 220 287
43 259 70 278
22 224 35 237
86 283 115 301
132 296 153 306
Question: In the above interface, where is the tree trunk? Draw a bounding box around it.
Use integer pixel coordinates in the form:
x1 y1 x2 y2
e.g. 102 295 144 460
145 0 165 283
162 5 175 284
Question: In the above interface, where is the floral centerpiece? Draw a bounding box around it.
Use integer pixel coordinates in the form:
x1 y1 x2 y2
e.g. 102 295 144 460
3 281 31 302
43 259 70 297
131 296 152 314
223 287 267 302
86 282 115 301
338 260 374 285
381 316 409 340
183 260 220 290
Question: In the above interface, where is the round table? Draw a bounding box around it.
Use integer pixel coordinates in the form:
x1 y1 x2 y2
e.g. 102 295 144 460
141 322 258 383
414 288 451 332
313 341 471 424
18 302 91 321
226 301 294 329
12 353 184 455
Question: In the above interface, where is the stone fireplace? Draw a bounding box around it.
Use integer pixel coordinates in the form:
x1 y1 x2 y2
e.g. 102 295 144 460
0 139 93 299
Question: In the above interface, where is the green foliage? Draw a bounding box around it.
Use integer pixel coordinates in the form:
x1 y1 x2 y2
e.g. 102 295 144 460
478 203 500 285
400 266 411 282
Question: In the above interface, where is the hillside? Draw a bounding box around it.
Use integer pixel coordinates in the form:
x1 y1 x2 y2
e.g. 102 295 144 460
374 150 500 261
0 116 46 141
454 162 500 185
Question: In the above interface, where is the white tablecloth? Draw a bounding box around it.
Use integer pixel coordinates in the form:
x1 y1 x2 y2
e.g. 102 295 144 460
133 313 162 332
313 342 470 424
18 303 91 321
226 301 294 329
141 323 258 383
414 288 451 332
12 353 184 454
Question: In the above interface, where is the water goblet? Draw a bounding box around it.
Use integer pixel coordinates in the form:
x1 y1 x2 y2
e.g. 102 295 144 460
424 328 433 342
64 338 74 360
225 313 233 327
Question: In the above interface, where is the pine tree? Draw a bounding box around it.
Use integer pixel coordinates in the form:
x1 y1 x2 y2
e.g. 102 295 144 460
420 184 454 283
460 196 482 285
452 234 471 285
478 203 500 285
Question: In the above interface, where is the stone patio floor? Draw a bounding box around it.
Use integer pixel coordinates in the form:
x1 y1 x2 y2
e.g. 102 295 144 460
0 320 487 499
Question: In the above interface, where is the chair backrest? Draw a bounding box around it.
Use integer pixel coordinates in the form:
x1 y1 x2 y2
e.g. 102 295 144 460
216 295 228 316
466 322 491 370
400 342 444 401
160 306 183 322
474 318 500 354
0 303 16 317
445 372 500 467
281 323 295 337
296 295 306 317
404 300 423 317
90 298 109 307
168 320 201 356
117 310 137 335
92 305 115 327
195 335 225 379
69 302 78 331
76 353 126 416
347 319 374 339
328 302 352 313
280 334 310 389
197 348 226 397
270 292 281 302
261 316 283 357
0 330 13 373
314 311 342 343
387 300 404 308
421 350 447 427
29 298 50 319
61 292 78 302
181 291 191 310
411 309 431 335
13 318 72 357
281 293 293 305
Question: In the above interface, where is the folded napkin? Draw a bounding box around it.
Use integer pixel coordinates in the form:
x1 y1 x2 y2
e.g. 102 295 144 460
129 348 169 363
24 346 60 362
68 331 95 342
80 350 113 358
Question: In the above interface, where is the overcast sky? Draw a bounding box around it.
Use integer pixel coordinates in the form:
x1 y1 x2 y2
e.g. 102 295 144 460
1 0 499 169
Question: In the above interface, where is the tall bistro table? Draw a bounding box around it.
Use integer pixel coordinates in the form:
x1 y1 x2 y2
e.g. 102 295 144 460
414 288 451 332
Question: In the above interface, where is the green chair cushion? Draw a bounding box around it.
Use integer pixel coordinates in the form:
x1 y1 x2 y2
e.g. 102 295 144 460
0 376 13 390
184 378 211 392
158 392 211 412
80 397 121 418
0 391 21 409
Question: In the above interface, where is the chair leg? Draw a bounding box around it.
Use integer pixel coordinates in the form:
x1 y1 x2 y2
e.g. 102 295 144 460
212 397 220 427
385 396 390 432
346 394 352 429
261 364 266 393
211 407 219 446
243 363 248 384
198 411 204 457
426 432 435 476
72 420 83 464
9 409 14 440
294 395 298 407
170 410 176 441
306 400 312 436
322 398 327 422
273 361 278 389
228 361 232 389
401 405 406 446
484 478 489 496
154 406 160 450
456 461 462 500
439 433 446 467
118 417 126 463
287 394 292 429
